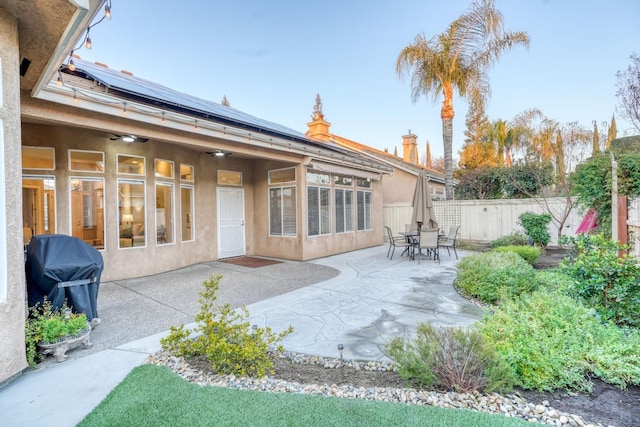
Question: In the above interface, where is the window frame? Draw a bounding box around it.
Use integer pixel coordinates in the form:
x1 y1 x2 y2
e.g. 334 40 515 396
335 188 354 234
117 178 147 249
68 149 105 173
155 181 175 246
180 163 195 182
117 154 146 176
69 176 105 250
22 146 55 170
154 158 175 179
269 185 297 237
180 184 195 243
356 190 373 231
307 185 331 237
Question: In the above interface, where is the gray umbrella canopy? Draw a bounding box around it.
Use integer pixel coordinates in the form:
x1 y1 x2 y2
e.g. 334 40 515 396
411 170 438 231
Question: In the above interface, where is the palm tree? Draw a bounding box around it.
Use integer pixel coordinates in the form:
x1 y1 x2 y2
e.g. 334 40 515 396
396 0 529 200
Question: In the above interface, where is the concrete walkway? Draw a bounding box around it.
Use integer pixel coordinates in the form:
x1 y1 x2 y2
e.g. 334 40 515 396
0 245 482 427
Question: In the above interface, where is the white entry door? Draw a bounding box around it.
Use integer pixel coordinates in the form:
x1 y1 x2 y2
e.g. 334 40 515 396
217 188 245 258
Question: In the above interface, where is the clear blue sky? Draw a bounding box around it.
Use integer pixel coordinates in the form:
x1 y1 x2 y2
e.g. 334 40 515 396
79 0 639 159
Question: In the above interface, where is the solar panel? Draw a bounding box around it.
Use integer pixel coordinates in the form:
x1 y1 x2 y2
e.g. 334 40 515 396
73 59 310 141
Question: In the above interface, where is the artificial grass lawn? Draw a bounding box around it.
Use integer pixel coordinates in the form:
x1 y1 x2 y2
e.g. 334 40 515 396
79 365 531 427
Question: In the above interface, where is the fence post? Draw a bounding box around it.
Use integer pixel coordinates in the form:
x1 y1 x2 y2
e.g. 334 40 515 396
618 195 628 257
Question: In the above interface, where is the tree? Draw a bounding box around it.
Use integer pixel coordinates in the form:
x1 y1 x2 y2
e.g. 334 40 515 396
396 0 529 200
463 96 491 147
572 151 640 234
615 53 640 133
460 96 495 169
592 121 600 156
608 114 618 146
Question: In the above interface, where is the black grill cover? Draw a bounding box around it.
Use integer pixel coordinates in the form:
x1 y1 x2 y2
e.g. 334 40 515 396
26 234 103 321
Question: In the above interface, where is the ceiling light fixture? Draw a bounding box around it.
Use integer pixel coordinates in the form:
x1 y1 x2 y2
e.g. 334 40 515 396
110 134 149 143
207 150 230 158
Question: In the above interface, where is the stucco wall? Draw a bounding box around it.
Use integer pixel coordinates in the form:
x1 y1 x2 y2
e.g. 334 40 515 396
0 7 28 384
21 123 263 281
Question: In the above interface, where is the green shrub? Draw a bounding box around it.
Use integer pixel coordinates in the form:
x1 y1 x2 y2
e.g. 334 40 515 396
490 232 528 248
25 299 89 366
479 289 640 392
455 251 540 304
493 245 541 264
160 274 293 378
560 233 640 328
386 323 515 392
534 270 575 293
518 212 552 247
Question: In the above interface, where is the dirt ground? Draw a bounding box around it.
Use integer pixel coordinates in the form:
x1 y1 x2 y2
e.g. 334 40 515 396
266 248 639 427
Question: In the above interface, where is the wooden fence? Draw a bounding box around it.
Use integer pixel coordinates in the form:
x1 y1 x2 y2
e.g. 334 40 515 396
383 197 584 246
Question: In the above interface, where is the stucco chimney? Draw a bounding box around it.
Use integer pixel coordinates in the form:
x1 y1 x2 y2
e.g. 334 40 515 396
306 94 331 142
402 131 418 164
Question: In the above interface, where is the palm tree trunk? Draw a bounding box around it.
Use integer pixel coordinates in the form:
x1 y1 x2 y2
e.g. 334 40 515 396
442 117 454 200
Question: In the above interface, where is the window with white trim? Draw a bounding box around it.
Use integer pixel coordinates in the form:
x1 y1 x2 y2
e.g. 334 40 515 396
335 188 354 233
357 190 372 231
181 185 194 242
269 186 296 236
70 178 104 249
155 182 174 245
307 186 330 236
118 179 146 248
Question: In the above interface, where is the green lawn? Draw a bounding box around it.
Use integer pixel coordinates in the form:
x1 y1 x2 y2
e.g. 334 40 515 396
79 365 531 427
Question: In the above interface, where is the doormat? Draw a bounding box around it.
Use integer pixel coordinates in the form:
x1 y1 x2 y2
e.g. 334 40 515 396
220 256 282 268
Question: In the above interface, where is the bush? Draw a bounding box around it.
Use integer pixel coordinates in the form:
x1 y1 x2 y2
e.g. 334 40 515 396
386 323 515 392
560 233 640 328
25 299 89 366
493 245 541 264
160 274 293 377
518 212 552 247
534 270 575 293
479 289 640 392
455 251 540 304
490 232 528 248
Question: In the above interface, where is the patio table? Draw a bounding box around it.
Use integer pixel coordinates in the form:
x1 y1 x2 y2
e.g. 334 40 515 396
399 231 419 260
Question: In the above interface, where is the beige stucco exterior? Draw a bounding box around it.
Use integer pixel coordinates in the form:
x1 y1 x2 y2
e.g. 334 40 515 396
1 0 387 384
0 4 28 384
305 100 447 207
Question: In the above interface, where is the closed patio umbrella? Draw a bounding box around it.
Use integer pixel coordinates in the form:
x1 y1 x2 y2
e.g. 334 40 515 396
411 170 438 231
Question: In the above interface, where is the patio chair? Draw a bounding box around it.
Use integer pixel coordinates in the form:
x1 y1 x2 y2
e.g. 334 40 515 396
439 225 460 259
385 226 410 260
416 228 440 263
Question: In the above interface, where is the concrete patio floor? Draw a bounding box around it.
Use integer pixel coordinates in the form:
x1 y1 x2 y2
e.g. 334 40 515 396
0 244 482 427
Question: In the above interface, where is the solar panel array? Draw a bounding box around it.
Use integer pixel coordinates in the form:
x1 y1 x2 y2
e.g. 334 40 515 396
74 59 310 141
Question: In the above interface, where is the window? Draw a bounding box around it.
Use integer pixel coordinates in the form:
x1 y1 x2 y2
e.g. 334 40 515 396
306 170 330 185
181 185 194 242
335 189 354 233
218 170 242 186
118 180 146 248
269 167 295 184
334 174 353 186
356 178 372 188
70 178 104 249
155 159 174 179
307 186 330 236
69 150 104 172
22 176 56 240
156 183 174 245
269 186 296 236
357 190 372 231
117 154 145 175
180 164 194 182
22 146 55 170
